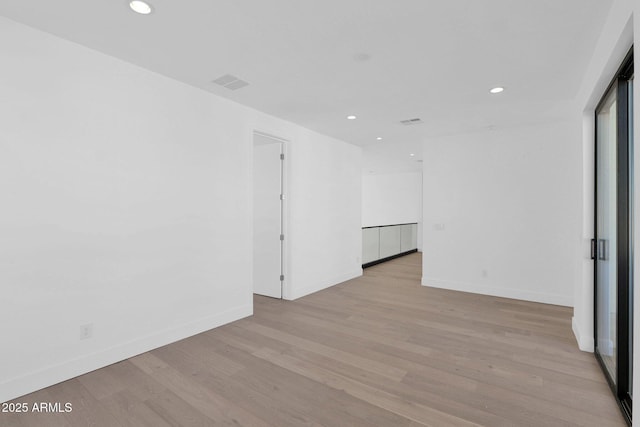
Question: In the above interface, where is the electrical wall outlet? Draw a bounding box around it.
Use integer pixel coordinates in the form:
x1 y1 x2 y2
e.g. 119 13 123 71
80 323 93 340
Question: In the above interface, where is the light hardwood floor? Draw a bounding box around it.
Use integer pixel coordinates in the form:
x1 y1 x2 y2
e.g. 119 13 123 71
2 253 626 426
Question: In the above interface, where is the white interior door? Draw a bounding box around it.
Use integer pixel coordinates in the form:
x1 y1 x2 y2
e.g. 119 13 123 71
253 135 283 298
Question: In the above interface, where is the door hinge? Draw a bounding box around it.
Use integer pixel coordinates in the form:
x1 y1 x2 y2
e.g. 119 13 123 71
280 194 285 200
280 153 285 160
280 274 284 281
280 234 284 241
590 239 596 260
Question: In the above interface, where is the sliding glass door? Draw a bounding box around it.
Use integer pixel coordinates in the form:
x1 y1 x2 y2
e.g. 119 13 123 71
596 82 618 381
594 48 633 425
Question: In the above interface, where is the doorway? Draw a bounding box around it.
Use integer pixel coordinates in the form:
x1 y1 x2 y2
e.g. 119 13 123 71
594 48 633 424
252 132 285 299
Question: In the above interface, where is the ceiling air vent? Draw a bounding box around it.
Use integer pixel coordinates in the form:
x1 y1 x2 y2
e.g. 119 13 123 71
400 118 423 125
212 74 249 91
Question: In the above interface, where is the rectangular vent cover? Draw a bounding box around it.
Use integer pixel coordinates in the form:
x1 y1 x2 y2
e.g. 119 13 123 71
213 74 249 91
400 118 423 125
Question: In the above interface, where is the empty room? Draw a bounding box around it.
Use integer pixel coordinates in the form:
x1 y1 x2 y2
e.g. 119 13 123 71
0 1 638 426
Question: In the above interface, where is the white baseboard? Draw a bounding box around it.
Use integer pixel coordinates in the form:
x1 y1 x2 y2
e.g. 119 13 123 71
0 304 252 403
572 316 594 352
287 269 363 300
421 277 573 307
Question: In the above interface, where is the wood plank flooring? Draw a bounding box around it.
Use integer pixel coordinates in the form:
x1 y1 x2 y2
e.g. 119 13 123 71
1 253 625 426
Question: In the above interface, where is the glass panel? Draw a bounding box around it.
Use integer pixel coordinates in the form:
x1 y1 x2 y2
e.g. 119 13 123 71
379 225 402 258
362 228 380 264
410 224 418 250
596 85 618 381
400 224 414 252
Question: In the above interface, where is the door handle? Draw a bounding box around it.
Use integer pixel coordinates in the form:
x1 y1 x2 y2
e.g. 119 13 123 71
591 239 597 260
598 239 606 260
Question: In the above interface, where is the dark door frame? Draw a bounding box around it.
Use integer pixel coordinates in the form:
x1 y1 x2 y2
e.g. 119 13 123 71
594 46 633 426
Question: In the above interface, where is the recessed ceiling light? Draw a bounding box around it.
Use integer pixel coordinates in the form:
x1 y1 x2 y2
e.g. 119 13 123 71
129 1 152 14
490 87 504 94
376 137 383 140
347 115 357 120
410 153 415 157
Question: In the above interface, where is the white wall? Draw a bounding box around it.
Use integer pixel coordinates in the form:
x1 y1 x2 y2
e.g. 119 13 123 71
422 121 582 307
0 17 362 402
362 172 422 225
287 133 362 299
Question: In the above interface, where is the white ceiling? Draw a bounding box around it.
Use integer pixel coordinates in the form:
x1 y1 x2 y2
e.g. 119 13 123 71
0 0 613 173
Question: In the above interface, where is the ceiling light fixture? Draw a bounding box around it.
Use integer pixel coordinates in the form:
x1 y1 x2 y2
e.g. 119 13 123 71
490 87 504 94
410 153 415 157
376 137 383 140
347 115 357 120
129 1 153 14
